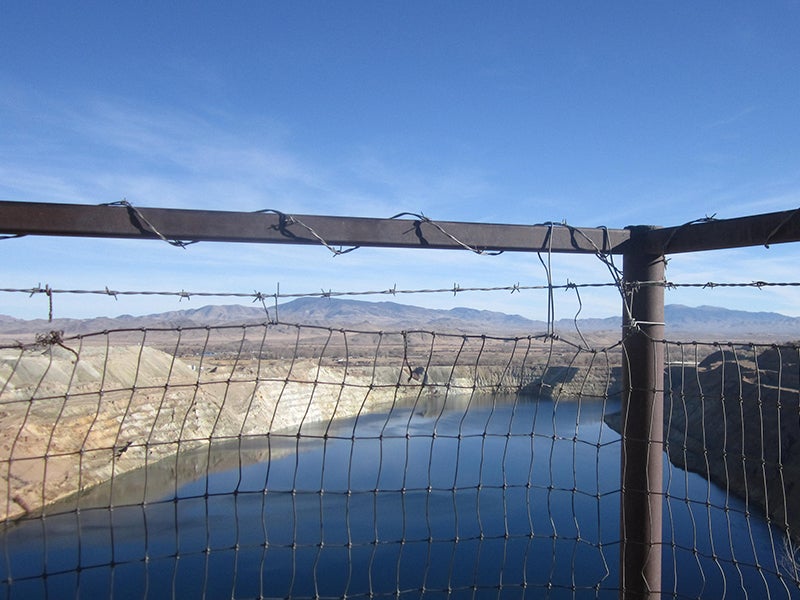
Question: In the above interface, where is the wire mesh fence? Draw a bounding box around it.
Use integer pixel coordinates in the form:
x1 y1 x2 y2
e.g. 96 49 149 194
0 319 624 598
660 340 800 599
0 304 798 598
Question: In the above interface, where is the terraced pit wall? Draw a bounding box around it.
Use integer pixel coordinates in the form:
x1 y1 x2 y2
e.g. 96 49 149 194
0 332 619 522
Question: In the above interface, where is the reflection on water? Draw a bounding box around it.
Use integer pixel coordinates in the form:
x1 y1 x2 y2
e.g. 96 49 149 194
0 393 797 599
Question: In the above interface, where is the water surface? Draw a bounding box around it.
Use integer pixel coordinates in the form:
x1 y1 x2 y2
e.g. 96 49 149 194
1 393 796 599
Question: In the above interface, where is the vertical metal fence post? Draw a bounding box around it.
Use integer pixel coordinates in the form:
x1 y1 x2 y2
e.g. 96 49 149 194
620 227 666 599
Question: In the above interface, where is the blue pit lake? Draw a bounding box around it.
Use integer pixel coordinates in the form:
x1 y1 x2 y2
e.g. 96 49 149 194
1 394 797 599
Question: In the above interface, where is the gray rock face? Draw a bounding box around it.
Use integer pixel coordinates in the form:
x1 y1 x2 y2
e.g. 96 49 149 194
606 344 800 540
664 346 800 538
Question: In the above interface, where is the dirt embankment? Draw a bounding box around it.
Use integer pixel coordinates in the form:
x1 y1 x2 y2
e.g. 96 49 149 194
0 344 422 521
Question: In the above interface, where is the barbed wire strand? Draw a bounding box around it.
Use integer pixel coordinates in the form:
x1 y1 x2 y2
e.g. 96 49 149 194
537 225 556 338
4 279 795 307
534 221 632 323
388 212 504 255
660 214 717 254
253 209 361 256
764 207 800 249
103 200 199 249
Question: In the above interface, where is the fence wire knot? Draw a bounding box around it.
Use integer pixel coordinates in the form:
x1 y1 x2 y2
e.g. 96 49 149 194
33 330 78 359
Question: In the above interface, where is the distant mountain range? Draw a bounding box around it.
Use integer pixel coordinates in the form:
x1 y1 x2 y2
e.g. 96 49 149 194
0 298 798 340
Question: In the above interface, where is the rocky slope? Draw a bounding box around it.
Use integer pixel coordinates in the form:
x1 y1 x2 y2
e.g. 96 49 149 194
606 343 800 540
665 346 800 537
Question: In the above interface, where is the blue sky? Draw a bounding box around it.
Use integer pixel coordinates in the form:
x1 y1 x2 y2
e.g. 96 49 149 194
1 2 799 321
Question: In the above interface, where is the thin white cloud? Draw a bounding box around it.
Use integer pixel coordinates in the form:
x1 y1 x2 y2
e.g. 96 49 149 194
3 93 800 322
704 106 758 130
